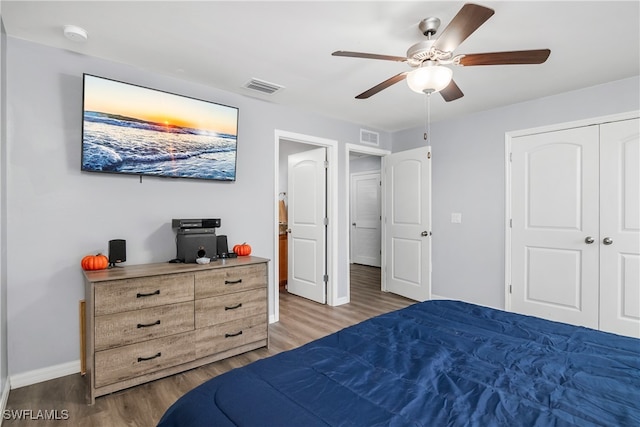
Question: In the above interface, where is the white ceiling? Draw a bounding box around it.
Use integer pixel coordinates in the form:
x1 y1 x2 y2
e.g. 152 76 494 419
2 1 639 132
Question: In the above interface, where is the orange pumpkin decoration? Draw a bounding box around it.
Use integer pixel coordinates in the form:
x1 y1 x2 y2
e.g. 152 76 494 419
233 242 252 256
81 253 109 271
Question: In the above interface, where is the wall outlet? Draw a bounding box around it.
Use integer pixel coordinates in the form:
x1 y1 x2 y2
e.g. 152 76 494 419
451 212 462 223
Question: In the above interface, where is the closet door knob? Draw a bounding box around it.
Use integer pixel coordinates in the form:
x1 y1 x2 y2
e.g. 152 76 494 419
603 237 614 245
584 236 595 244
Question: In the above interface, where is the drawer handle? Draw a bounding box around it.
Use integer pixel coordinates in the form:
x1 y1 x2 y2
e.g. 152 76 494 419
225 331 243 338
136 290 160 298
137 320 161 328
137 352 161 362
224 279 243 285
224 303 243 311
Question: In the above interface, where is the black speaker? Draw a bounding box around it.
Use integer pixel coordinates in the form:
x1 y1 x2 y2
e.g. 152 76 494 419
217 235 229 257
108 239 126 267
177 233 217 263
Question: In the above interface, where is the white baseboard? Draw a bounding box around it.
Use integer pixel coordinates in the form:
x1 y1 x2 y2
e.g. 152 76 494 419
331 296 350 306
9 360 80 389
0 377 10 426
430 293 449 300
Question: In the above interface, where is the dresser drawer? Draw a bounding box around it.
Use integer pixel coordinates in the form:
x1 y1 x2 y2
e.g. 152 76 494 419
94 273 194 316
94 331 195 388
195 264 267 299
94 302 194 351
195 288 267 328
195 314 267 358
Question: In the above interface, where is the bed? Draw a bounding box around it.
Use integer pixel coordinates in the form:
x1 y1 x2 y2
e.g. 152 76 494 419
157 300 640 426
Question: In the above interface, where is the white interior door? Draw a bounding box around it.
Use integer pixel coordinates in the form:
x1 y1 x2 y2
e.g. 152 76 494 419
599 118 640 337
287 147 327 304
350 172 381 267
511 126 600 328
383 146 431 301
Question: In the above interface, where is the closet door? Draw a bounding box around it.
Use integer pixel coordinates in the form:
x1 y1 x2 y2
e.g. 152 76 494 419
511 126 600 329
599 118 640 337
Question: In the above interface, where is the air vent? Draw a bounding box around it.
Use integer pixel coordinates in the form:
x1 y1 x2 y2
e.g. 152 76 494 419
243 78 284 95
360 129 379 146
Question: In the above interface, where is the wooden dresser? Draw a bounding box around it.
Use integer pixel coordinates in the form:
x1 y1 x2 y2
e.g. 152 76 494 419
83 256 269 404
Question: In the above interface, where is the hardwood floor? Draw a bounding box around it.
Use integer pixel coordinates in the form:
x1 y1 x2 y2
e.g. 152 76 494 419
3 264 413 426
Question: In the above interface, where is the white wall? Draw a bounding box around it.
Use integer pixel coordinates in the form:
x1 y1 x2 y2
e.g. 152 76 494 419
4 37 391 377
393 76 640 309
349 154 380 174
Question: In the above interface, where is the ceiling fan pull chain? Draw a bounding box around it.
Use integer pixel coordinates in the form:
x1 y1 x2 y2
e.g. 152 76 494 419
423 93 427 141
423 92 431 142
428 92 431 142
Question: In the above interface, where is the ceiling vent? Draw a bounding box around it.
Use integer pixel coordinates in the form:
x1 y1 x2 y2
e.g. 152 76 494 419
243 78 284 95
360 129 379 146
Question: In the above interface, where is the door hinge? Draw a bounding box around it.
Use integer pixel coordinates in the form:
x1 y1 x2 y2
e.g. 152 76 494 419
323 217 328 226
509 152 512 162
509 285 512 294
324 160 329 169
323 274 329 283
509 219 512 228
427 151 431 159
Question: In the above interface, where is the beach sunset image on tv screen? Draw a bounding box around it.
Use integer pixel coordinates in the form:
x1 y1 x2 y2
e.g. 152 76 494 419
81 74 239 181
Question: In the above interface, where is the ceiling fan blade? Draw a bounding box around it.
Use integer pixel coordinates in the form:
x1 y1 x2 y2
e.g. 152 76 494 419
332 51 407 62
433 3 495 53
356 72 409 99
440 79 464 102
458 49 551 66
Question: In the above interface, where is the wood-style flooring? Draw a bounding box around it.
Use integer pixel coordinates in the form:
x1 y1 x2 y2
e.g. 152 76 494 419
3 264 413 426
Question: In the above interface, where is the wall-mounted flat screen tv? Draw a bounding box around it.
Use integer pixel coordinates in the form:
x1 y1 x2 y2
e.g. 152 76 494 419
82 74 239 181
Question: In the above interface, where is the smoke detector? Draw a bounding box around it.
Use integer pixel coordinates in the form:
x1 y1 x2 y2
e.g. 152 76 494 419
63 25 88 43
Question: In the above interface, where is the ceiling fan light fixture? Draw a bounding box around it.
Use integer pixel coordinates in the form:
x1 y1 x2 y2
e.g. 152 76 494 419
406 63 453 94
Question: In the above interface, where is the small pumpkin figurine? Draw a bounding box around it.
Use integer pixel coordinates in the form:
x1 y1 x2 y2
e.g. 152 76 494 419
81 253 109 271
233 242 252 256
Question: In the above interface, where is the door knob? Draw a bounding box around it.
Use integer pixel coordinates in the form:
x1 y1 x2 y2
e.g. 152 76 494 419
352 223 356 226
585 236 595 244
421 231 430 237
603 237 613 245
286 228 291 234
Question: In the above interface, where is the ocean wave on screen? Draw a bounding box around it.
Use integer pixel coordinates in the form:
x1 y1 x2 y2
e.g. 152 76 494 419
82 142 123 171
124 148 224 165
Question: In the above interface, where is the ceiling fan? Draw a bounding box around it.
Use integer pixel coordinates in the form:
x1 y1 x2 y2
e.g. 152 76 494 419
332 3 550 101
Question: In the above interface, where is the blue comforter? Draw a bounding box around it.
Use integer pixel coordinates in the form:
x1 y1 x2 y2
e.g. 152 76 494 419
158 300 640 426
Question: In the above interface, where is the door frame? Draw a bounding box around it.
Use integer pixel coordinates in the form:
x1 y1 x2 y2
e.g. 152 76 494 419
504 110 639 311
273 130 338 322
344 143 390 303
